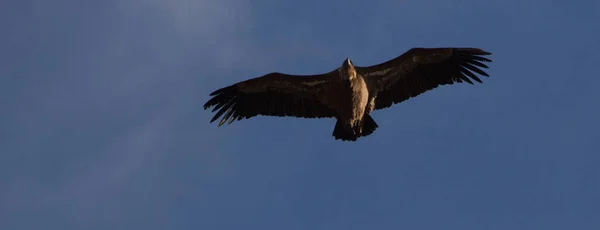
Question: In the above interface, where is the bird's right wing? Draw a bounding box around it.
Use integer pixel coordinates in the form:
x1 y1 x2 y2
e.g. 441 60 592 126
203 71 339 126
356 47 492 110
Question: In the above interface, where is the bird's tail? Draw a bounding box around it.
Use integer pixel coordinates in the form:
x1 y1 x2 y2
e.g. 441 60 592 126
332 114 379 141
361 114 379 137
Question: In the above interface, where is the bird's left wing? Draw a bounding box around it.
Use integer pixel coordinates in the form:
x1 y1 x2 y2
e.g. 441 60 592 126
355 47 492 110
203 71 339 126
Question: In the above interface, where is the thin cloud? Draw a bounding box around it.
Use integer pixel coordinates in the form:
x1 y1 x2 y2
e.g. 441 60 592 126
1 0 258 226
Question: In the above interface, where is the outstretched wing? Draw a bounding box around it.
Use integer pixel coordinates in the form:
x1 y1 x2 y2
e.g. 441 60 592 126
203 71 338 126
355 47 492 110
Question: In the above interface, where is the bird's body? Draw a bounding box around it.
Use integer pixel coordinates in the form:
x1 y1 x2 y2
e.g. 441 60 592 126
331 58 373 138
203 47 492 141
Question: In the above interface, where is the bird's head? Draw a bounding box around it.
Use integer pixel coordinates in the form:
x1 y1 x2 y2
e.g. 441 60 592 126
339 58 356 80
342 57 354 68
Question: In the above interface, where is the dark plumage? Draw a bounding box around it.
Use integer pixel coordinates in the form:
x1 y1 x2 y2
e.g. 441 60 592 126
203 47 492 141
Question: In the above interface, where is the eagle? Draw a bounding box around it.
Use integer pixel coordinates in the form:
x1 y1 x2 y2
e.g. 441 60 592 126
203 47 492 141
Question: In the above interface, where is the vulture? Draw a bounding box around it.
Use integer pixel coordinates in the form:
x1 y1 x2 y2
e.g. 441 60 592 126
203 47 492 141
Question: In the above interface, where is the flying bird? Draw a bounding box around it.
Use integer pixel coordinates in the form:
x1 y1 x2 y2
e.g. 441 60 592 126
203 47 492 141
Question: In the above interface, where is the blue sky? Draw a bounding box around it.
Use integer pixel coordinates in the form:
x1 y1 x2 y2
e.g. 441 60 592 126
1 0 599 229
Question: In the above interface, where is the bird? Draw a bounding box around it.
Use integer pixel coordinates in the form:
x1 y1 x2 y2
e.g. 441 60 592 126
203 47 492 141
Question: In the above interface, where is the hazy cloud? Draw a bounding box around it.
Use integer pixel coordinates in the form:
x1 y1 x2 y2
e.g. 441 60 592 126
1 0 258 227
